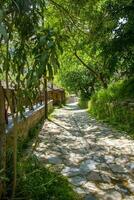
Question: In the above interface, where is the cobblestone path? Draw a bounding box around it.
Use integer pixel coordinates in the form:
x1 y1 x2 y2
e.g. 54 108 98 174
34 102 134 200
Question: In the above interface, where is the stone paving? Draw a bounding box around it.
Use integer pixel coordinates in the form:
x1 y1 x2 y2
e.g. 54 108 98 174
34 102 134 200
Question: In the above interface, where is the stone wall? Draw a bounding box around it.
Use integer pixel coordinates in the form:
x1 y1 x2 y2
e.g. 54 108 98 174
7 100 53 146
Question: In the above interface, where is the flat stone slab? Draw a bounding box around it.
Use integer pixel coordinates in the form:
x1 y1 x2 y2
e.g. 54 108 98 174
127 181 134 193
101 173 111 183
110 164 127 173
85 194 97 200
47 156 62 164
83 182 100 193
69 176 86 186
80 160 97 174
74 187 86 195
61 167 80 177
87 171 102 183
102 190 122 200
105 155 115 163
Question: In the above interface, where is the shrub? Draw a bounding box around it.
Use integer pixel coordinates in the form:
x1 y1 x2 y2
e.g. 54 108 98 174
89 78 134 137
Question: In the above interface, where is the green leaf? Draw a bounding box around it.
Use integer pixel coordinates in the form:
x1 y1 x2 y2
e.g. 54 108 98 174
0 9 3 22
0 23 7 41
39 36 47 45
40 52 49 65
47 63 53 78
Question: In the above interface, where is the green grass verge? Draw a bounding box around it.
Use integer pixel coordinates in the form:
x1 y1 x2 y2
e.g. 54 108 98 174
15 156 82 200
89 78 134 137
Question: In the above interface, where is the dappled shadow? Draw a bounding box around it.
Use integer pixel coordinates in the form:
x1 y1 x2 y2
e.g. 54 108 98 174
64 102 81 111
48 118 70 132
33 102 134 199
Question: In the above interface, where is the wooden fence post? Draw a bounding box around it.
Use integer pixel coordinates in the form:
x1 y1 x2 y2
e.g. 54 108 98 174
44 76 48 119
0 81 6 199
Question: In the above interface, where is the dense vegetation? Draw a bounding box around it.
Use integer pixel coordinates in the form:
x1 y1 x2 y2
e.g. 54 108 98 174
0 0 134 199
89 78 134 136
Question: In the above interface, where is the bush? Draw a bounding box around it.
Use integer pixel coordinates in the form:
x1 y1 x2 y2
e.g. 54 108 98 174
15 156 82 200
89 78 134 137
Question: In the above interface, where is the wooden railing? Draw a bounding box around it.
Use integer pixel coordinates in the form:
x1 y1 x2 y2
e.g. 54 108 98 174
2 86 65 125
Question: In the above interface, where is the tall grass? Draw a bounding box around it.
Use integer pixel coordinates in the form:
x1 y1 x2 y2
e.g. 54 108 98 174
15 156 82 200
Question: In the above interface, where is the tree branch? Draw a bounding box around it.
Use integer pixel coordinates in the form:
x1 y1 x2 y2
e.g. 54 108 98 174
49 0 75 24
74 51 99 78
74 51 107 88
49 0 89 36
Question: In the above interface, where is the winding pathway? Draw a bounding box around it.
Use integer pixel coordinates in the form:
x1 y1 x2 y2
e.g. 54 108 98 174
34 102 134 200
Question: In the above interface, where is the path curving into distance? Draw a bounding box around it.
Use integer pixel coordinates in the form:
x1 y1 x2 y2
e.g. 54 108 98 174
34 102 134 200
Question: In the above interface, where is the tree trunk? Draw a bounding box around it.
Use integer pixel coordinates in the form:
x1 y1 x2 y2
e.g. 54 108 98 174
51 77 54 102
99 73 108 89
74 51 108 89
44 76 48 119
11 116 17 200
0 81 6 199
11 90 19 200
